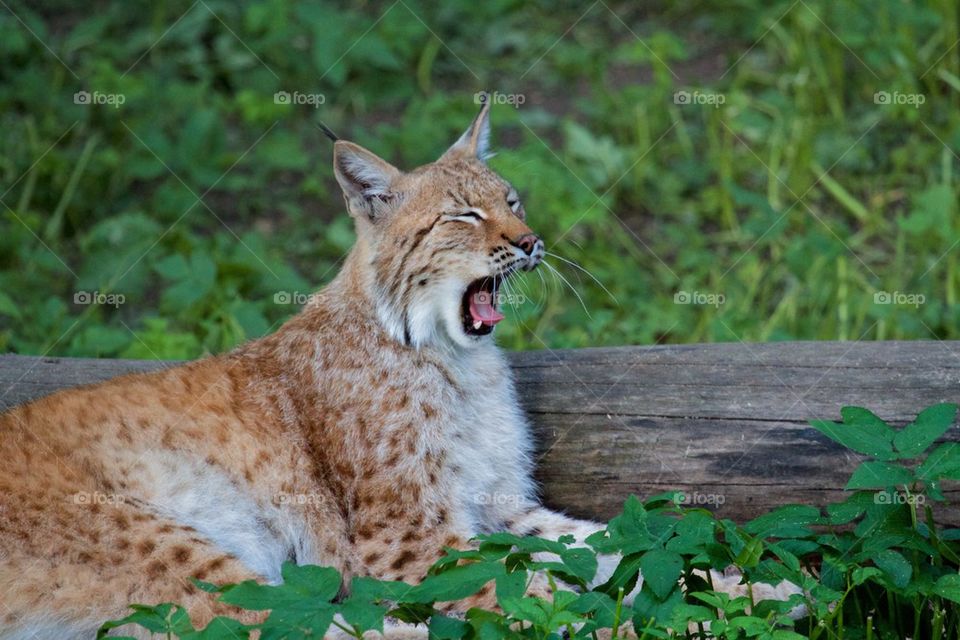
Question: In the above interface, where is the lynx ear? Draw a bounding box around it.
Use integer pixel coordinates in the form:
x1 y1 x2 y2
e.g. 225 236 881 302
333 141 402 220
441 96 492 162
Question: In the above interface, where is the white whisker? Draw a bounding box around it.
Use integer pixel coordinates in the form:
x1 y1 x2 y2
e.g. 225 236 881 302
542 260 592 319
535 268 547 309
544 250 618 305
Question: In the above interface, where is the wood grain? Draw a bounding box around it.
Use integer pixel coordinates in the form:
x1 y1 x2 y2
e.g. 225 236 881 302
2 341 959 523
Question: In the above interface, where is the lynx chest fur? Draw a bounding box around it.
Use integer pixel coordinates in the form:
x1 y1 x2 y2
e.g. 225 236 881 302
236 315 539 581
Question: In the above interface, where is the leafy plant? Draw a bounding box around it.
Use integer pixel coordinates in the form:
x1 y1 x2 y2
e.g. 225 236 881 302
2 0 959 355
99 403 960 638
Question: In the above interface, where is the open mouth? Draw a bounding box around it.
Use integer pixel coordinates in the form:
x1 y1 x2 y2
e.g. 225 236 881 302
462 276 506 337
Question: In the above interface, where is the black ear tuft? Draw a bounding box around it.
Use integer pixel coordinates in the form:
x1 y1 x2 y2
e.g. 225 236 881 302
317 122 339 142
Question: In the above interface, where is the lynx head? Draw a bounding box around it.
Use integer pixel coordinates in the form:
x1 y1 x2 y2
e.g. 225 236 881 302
332 99 543 349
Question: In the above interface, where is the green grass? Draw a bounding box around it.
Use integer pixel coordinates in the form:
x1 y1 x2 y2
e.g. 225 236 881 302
100 403 960 639
0 0 958 357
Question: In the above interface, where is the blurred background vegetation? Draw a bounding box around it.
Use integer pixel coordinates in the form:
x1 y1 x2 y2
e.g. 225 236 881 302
0 0 958 359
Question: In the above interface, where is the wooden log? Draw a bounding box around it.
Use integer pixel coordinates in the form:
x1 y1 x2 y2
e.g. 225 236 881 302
2 341 958 524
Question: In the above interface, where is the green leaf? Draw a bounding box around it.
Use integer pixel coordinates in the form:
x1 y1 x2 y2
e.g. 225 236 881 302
97 604 184 636
734 537 764 569
478 531 566 555
766 543 801 573
639 549 683 600
559 546 598 583
217 581 298 610
744 505 819 538
281 562 341 600
596 552 643 596
350 575 412 602
261 601 335 639
667 511 716 554
809 406 896 460
825 491 874 525
183 617 251 640
917 443 960 481
405 562 504 603
429 614 470 639
845 461 914 489
851 567 883 586
500 595 550 625
894 403 958 457
632 584 683 626
859 533 907 557
219 563 340 610
569 591 621 628
873 549 912 588
669 603 716 626
0 290 21 319
934 574 960 604
899 184 955 234
690 590 750 615
339 596 388 636
154 254 190 280
494 570 527 604
727 615 768 634
158 252 218 310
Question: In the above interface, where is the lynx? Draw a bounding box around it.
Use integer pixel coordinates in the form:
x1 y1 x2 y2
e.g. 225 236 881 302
0 102 796 639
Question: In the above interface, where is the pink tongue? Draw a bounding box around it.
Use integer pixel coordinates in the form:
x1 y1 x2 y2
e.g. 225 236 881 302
469 291 505 326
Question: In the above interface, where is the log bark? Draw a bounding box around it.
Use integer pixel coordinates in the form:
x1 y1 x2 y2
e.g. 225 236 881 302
2 341 958 523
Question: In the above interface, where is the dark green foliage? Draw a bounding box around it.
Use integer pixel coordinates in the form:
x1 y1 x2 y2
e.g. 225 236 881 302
100 403 960 638
2 0 959 355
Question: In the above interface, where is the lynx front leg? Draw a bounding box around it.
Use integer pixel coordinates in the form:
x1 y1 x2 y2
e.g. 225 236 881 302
503 506 634 594
504 507 803 617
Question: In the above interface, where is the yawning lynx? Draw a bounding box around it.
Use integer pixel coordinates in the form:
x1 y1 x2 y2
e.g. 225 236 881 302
0 102 625 638
0 102 798 639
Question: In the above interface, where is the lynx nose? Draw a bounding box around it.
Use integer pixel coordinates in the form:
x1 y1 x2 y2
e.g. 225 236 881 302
513 233 544 270
515 234 539 255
